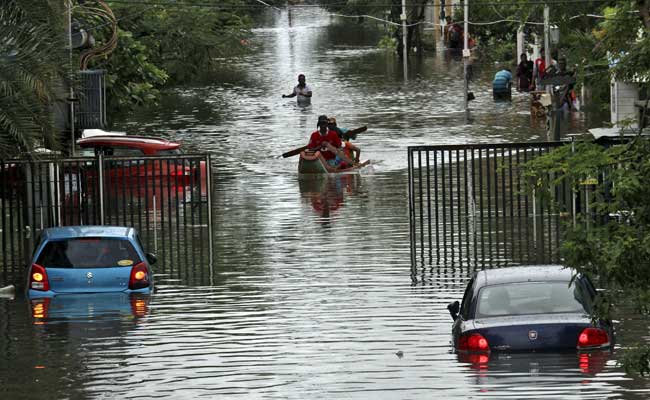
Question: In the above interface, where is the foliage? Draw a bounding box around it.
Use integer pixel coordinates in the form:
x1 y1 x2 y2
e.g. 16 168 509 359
467 1 648 108
0 0 67 158
73 0 257 114
594 3 650 82
378 34 397 50
523 138 650 374
90 30 168 112
321 0 429 53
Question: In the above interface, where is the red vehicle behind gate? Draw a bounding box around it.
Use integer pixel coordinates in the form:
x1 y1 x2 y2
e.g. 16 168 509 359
77 135 207 187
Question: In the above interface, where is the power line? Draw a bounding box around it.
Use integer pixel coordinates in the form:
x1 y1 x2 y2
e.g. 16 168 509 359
104 0 612 8
89 1 630 31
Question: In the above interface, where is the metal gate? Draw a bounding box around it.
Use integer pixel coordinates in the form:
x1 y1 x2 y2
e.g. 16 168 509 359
408 142 570 271
0 154 213 287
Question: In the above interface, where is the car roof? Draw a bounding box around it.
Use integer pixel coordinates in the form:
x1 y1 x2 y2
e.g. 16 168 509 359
41 226 135 240
476 265 575 287
76 136 181 152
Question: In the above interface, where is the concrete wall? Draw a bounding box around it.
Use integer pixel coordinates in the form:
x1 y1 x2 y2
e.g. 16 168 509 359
611 80 639 128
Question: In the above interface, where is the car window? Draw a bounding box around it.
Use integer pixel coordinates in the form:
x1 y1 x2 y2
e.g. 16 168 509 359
36 237 142 268
108 147 145 166
112 147 144 157
459 277 475 320
475 282 591 318
79 148 95 157
135 233 146 254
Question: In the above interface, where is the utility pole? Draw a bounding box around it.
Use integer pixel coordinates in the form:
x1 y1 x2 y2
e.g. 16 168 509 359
67 0 76 156
543 5 561 141
401 0 408 80
543 6 550 76
463 0 469 114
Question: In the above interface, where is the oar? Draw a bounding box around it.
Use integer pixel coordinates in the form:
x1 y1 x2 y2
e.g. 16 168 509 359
282 145 309 158
342 125 367 141
281 126 367 158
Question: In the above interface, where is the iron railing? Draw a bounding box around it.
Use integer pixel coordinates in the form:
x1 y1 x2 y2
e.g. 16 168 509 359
76 70 107 129
0 154 213 287
408 142 571 271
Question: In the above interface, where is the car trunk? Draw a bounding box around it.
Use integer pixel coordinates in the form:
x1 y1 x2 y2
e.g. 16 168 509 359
46 266 131 293
470 314 592 351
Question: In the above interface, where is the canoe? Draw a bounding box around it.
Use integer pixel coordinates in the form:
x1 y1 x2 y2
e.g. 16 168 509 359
298 150 369 174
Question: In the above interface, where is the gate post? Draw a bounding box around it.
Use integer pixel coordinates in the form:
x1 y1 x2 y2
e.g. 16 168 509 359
97 153 105 225
23 163 34 268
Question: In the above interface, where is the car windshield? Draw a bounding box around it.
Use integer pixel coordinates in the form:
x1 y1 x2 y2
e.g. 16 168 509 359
36 237 142 268
475 281 591 318
79 148 95 157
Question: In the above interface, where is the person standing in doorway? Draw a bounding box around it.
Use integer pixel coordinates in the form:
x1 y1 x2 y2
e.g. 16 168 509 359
282 74 312 104
516 53 533 92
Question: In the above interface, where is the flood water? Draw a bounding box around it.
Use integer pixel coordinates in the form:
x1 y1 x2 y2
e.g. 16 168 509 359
2 6 650 399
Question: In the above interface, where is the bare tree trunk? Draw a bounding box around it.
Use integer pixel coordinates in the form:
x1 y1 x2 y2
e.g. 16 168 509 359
639 0 650 29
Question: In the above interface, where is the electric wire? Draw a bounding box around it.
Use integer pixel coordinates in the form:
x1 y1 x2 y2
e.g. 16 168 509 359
104 0 612 7
76 1 640 35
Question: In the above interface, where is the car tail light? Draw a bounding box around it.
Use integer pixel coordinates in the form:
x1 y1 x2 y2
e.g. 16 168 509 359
129 262 150 290
170 166 190 177
29 264 50 291
458 333 490 352
577 327 610 348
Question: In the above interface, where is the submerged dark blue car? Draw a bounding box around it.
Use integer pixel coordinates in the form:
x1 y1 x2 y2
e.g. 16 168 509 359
448 265 612 353
27 226 156 298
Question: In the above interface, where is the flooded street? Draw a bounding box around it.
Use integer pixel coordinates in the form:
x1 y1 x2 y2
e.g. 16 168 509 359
2 6 650 399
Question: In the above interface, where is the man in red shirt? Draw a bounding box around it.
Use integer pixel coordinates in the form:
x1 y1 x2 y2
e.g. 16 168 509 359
308 115 344 167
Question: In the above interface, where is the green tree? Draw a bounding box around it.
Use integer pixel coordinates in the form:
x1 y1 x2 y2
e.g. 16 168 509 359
72 0 258 114
523 1 650 374
0 0 68 158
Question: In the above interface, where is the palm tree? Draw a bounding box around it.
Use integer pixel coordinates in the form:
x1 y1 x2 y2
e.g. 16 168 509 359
0 0 68 158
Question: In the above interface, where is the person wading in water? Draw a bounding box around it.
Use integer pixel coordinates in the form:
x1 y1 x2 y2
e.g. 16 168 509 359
282 74 312 105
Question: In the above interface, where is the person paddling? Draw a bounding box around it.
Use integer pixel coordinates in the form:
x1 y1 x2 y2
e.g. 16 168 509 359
308 115 350 168
328 117 360 166
282 74 312 104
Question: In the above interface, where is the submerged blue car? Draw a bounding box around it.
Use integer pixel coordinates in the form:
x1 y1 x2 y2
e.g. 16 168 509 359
27 226 156 298
448 265 612 353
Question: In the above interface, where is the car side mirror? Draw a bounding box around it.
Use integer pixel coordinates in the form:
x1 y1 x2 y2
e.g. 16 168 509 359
448 301 460 321
146 253 157 265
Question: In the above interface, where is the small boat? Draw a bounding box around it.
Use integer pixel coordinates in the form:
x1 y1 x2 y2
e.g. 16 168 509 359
298 151 369 174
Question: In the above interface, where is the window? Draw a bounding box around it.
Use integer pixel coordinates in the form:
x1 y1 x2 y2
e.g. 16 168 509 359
475 282 591 318
459 278 475 320
37 238 142 268
108 147 145 167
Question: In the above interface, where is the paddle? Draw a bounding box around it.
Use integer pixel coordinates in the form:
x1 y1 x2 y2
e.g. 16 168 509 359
282 145 309 159
281 126 367 158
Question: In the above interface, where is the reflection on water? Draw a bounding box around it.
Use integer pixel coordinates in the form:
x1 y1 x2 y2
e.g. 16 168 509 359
459 351 611 377
1 5 648 400
28 293 150 332
299 174 364 221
